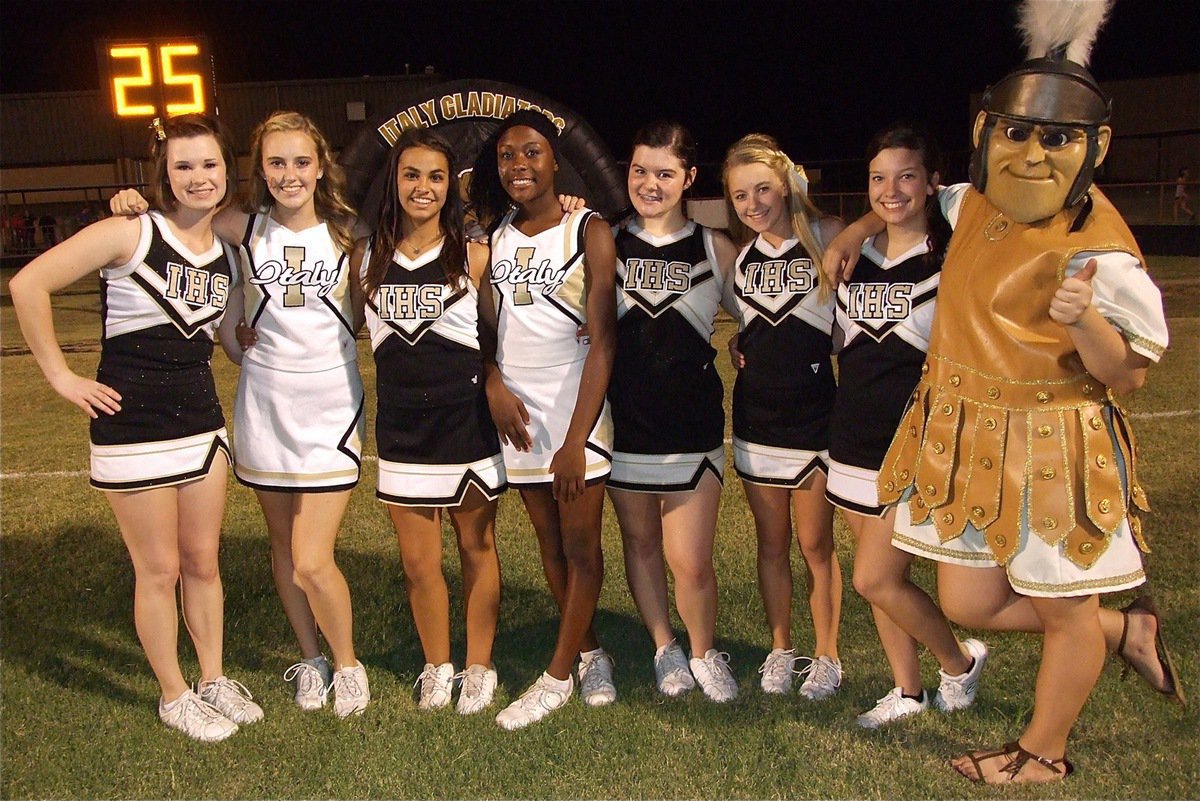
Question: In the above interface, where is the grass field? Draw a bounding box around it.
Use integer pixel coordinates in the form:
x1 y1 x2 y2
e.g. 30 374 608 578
1 257 1197 799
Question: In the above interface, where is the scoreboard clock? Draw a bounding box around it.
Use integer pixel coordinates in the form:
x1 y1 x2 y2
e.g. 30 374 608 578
98 37 213 118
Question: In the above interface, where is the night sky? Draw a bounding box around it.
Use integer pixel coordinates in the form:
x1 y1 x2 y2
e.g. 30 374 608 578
2 0 1196 173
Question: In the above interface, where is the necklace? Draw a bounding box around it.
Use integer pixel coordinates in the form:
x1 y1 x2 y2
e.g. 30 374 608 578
401 232 444 255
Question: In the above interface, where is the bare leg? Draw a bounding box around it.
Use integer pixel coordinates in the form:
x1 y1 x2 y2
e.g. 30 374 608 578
288 490 357 670
952 594 1103 784
743 481 795 650
520 487 599 667
447 487 501 668
108 486 188 701
845 510 922 693
610 487 673 647
389 504 451 665
853 508 969 675
790 472 841 659
939 562 1173 690
257 490 321 659
661 472 721 656
175 462 229 682
521 484 605 680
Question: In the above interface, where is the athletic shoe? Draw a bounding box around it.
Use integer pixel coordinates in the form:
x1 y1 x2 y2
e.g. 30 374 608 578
158 689 238 742
797 656 843 701
855 687 929 729
414 662 455 711
689 649 738 702
934 638 989 712
283 656 333 711
197 676 264 724
578 649 617 707
330 662 370 718
456 664 498 715
495 672 573 730
758 648 797 694
653 641 695 698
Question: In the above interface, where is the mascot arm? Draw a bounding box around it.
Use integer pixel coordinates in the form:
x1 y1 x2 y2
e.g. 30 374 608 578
1070 250 1169 364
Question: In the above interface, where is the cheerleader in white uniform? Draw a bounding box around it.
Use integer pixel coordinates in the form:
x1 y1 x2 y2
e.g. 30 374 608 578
112 111 369 718
607 121 741 701
827 124 988 730
13 114 262 742
357 129 505 715
723 134 846 699
470 110 618 730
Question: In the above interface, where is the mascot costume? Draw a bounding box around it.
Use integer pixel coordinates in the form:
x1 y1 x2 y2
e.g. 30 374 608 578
863 0 1181 784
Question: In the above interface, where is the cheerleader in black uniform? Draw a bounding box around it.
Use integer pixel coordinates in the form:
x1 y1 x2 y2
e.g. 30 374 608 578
357 130 505 715
607 121 741 701
826 124 987 729
11 115 261 741
723 134 845 699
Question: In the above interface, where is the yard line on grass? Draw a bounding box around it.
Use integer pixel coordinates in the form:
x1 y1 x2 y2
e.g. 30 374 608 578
3 413 1197 481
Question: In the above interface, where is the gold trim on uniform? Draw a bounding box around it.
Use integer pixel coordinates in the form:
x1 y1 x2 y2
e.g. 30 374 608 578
877 188 1151 571
891 531 995 561
1008 567 1145 595
1118 326 1166 358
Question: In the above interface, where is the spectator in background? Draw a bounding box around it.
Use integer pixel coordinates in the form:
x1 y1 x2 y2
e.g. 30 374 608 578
1174 168 1195 222
39 213 58 247
11 209 31 250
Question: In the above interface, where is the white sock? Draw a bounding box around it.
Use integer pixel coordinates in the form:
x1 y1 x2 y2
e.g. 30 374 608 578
580 647 605 662
541 671 572 692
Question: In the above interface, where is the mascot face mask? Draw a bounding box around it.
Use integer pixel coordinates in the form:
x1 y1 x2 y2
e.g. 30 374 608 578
967 0 1117 224
974 113 1110 223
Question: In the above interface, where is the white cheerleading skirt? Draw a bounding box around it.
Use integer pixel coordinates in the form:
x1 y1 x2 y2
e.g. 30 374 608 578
90 428 231 491
608 446 724 493
825 458 887 517
891 496 1146 598
733 436 827 489
233 358 364 492
498 358 612 487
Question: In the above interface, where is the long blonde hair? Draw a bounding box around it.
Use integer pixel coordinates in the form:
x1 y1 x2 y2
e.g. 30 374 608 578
722 133 830 296
246 111 357 253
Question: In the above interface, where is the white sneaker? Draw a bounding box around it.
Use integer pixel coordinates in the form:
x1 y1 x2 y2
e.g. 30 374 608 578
797 656 843 701
456 664 498 715
856 687 929 729
689 649 738 703
330 662 370 718
414 662 455 710
578 649 617 707
158 689 238 742
495 672 573 730
283 656 332 711
934 638 988 712
197 675 264 724
653 641 695 698
758 648 796 694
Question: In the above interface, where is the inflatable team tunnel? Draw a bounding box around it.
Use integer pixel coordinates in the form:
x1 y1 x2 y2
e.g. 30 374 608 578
339 79 629 230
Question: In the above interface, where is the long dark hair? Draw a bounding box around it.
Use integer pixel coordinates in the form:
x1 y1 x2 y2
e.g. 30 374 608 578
364 129 467 296
865 122 951 265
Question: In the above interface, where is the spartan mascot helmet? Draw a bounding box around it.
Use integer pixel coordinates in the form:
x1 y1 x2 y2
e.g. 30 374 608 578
970 0 1114 211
